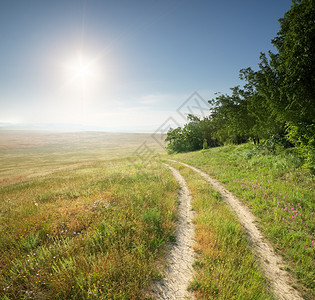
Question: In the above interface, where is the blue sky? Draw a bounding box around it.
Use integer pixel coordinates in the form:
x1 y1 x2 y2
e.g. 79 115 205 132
0 0 292 132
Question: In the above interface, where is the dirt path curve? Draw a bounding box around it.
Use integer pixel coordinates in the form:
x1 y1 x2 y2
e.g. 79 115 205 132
168 160 303 300
150 163 195 299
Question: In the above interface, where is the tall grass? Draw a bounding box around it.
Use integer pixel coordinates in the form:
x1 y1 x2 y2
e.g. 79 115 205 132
0 158 177 299
172 143 314 299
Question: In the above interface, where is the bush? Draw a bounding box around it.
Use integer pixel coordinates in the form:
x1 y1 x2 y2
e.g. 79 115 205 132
286 123 315 172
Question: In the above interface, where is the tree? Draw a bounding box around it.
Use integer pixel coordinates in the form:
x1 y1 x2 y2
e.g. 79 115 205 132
165 115 219 153
271 0 315 124
210 86 254 144
165 0 315 171
270 0 315 170
239 65 285 141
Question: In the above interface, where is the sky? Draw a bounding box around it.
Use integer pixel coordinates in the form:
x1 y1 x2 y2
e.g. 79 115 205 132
0 0 292 132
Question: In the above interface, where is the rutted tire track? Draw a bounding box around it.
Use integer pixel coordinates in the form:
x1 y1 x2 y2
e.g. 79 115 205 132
150 163 195 299
169 159 303 300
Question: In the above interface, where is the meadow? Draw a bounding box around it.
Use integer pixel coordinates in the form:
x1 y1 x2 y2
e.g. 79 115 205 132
1 130 313 299
172 143 314 299
0 130 175 299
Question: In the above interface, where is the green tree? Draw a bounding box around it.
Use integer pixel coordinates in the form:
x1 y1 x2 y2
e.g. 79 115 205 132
271 0 315 169
165 0 315 170
165 115 219 153
239 65 285 141
210 86 254 144
271 0 315 124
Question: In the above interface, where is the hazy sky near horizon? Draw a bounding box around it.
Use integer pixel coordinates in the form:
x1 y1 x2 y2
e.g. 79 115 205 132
0 0 292 132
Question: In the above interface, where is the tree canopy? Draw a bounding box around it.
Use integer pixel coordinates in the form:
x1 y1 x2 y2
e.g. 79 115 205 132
165 0 315 171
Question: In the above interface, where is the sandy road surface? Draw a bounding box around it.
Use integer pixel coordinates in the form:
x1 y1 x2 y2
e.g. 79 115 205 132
149 163 195 299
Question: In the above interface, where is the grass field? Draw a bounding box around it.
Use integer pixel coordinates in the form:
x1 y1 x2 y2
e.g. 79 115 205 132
1 130 313 299
172 143 314 299
0 130 174 299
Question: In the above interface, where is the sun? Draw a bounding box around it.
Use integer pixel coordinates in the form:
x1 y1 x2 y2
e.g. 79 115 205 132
73 56 93 81
63 53 100 88
75 61 90 79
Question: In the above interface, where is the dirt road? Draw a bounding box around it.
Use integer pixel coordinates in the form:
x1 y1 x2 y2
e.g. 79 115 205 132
169 160 303 300
150 163 195 299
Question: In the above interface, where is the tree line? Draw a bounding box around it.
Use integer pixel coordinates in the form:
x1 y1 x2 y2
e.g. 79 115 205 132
165 0 314 172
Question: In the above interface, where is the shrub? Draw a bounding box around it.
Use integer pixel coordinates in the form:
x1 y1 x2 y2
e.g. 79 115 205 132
286 123 315 172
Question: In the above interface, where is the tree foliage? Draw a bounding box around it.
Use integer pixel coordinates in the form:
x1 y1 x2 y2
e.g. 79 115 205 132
166 115 219 153
272 0 315 124
165 0 315 171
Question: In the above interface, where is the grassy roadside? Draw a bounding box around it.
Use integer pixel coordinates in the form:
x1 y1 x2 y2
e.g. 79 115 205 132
167 161 274 299
0 158 178 299
171 143 314 299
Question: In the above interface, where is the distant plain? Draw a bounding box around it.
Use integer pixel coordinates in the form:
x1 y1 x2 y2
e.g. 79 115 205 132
0 130 166 186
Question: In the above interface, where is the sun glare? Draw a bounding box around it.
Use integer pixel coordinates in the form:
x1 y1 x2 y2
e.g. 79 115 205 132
63 53 101 89
75 61 90 79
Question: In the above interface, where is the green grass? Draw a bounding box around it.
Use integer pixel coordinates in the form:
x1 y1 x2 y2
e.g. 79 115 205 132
171 143 314 299
1 131 313 299
0 160 178 298
167 161 274 299
0 130 175 299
